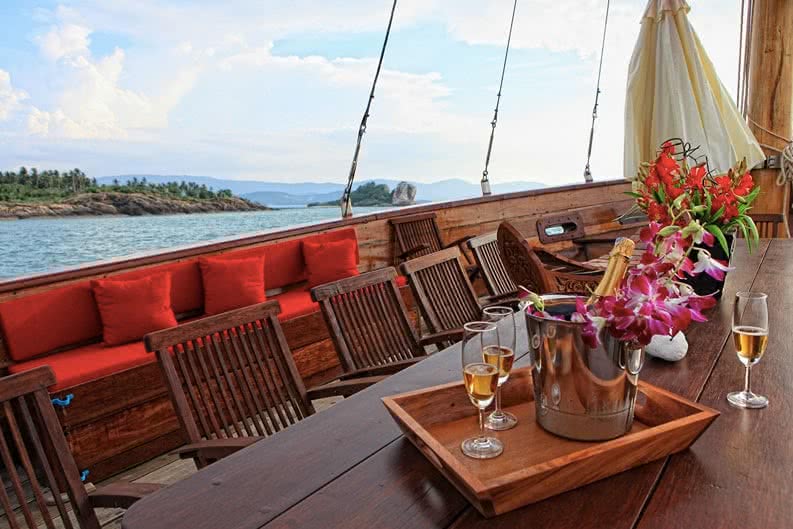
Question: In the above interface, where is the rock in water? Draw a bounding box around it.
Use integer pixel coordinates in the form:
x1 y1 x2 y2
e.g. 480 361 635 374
391 181 416 206
645 332 689 361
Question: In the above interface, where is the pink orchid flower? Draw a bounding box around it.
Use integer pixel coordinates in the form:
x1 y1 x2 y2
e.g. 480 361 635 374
691 250 733 281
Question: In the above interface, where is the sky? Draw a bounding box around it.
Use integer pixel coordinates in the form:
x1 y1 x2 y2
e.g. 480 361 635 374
0 0 743 186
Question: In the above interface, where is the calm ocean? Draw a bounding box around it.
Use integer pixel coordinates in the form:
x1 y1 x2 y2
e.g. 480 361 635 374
1 207 390 280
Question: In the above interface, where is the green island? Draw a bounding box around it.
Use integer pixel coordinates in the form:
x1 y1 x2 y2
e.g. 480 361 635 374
0 168 266 219
307 181 416 207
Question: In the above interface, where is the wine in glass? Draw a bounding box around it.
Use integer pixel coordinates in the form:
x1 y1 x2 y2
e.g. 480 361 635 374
482 306 518 430
727 291 769 409
461 322 503 459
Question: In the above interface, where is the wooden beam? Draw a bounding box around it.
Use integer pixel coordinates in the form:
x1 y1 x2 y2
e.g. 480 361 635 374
747 0 793 229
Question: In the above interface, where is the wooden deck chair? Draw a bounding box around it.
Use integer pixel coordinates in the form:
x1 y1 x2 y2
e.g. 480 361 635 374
145 301 355 469
497 221 603 295
467 232 518 298
311 268 455 383
0 367 161 529
747 213 790 238
399 247 510 344
389 212 475 268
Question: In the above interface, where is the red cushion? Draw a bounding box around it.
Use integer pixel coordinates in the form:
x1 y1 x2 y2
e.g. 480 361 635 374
199 256 266 316
302 238 359 288
0 283 103 362
8 341 153 391
92 273 178 346
112 261 203 314
274 290 319 321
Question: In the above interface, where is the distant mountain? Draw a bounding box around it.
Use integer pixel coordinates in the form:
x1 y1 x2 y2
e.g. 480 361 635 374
98 175 545 206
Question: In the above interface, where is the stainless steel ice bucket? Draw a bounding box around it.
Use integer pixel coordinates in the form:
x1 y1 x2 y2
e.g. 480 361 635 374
525 294 645 441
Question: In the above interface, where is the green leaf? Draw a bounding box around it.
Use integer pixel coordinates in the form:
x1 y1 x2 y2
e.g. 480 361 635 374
744 185 761 204
659 225 681 237
735 218 752 252
709 204 726 223
624 191 643 199
744 215 760 251
656 185 667 203
705 224 730 255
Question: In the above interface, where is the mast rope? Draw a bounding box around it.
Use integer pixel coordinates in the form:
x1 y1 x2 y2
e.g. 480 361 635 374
582 0 611 184
340 0 397 218
480 0 518 196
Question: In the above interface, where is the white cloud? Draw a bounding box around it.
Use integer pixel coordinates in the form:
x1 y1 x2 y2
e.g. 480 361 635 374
0 70 28 121
27 10 203 141
35 23 91 61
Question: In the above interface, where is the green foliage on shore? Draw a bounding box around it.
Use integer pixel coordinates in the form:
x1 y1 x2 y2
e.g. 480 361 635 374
0 167 234 203
308 181 393 207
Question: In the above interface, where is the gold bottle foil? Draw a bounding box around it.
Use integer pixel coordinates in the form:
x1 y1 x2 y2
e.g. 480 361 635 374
587 237 636 304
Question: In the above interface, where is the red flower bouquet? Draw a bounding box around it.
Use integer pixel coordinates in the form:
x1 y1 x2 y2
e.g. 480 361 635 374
629 140 760 253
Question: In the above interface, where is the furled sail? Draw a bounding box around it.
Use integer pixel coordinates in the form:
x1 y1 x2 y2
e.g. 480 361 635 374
624 0 765 178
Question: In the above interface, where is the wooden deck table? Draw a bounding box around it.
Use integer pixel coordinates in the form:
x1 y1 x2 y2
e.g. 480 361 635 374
122 239 792 529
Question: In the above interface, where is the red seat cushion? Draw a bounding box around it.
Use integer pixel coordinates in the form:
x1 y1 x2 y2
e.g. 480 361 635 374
274 290 319 321
8 341 154 391
92 273 178 346
302 238 359 288
0 282 103 362
199 256 266 316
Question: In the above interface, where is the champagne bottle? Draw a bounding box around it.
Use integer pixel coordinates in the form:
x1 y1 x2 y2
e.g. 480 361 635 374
587 237 636 304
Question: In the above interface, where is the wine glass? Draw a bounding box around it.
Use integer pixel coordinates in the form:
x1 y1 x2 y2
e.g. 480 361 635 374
460 322 503 459
482 306 518 430
728 291 769 409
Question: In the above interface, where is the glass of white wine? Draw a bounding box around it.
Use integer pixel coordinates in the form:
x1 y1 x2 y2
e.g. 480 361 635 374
728 291 769 409
482 306 517 431
461 321 503 459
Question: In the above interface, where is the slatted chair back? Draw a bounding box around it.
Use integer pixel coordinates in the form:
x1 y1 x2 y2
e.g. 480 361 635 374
144 301 314 464
311 268 425 373
747 213 789 239
0 367 101 529
400 247 481 335
497 221 602 295
467 232 517 297
389 212 444 263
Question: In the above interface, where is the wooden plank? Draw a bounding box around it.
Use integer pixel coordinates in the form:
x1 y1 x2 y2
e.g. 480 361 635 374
636 239 793 529
66 397 179 469
120 319 531 529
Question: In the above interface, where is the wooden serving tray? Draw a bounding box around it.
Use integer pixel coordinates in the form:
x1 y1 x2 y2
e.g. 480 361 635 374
382 367 718 518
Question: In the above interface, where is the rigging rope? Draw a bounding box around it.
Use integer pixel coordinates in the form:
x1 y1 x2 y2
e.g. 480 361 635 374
340 0 397 218
582 0 611 184
480 0 518 196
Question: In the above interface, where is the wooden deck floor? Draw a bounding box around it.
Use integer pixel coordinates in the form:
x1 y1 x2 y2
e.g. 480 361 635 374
1 396 343 529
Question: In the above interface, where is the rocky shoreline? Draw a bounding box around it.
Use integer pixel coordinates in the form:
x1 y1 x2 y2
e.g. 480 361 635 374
0 192 268 219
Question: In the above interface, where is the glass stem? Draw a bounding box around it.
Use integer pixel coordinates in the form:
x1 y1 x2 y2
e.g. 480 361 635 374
744 365 752 394
478 408 486 440
495 386 502 413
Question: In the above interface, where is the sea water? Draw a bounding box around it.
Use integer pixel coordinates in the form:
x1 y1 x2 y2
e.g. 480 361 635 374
0 207 390 279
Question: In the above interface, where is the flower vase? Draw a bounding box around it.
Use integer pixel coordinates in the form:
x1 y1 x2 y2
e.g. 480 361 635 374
681 233 734 298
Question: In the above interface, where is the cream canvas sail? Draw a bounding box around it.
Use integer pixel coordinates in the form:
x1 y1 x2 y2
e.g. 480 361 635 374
624 0 764 178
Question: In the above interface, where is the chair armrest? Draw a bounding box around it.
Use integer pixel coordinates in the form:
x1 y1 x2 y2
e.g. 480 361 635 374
175 438 259 461
399 244 429 261
480 293 522 309
88 482 164 509
419 329 463 346
306 376 385 399
337 358 423 380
